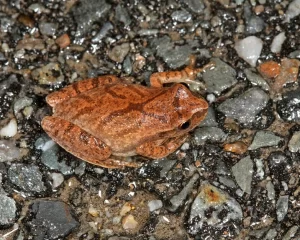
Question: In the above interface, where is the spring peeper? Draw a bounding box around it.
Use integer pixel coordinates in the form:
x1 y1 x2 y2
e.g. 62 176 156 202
42 57 213 168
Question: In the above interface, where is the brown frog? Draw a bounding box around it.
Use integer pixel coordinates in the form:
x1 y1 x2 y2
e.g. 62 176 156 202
42 57 213 168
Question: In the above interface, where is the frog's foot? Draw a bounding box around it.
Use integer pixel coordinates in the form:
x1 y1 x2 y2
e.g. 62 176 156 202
46 75 120 107
150 56 215 88
135 135 188 159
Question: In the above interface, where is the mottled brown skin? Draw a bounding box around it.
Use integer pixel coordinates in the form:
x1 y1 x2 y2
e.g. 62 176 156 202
42 59 212 168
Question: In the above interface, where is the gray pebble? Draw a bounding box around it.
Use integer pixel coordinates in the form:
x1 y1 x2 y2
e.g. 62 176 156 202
276 195 289 221
0 140 21 162
171 9 192 22
218 88 269 124
115 4 131 27
72 0 111 36
188 182 242 235
248 131 283 150
108 43 130 63
203 58 237 95
168 173 199 212
184 0 205 14
193 126 227 145
8 164 45 193
244 69 270 91
0 194 16 225
232 156 253 194
39 22 58 36
288 131 300 152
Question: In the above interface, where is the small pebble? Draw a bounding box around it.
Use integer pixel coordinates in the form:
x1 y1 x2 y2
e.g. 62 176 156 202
248 131 283 150
31 63 64 85
0 118 17 138
55 34 71 48
273 58 300 91
148 200 163 212
0 140 21 162
223 141 248 154
39 22 58 36
108 43 130 63
271 32 286 53
188 182 242 235
120 203 132 216
16 38 45 50
27 200 79 238
232 156 253 194
193 127 227 145
122 214 138 230
284 0 300 22
258 61 281 79
8 164 45 193
0 194 16 225
218 88 269 124
276 195 289 221
234 36 263 66
171 9 192 22
50 172 64 189
88 205 99 217
17 14 35 28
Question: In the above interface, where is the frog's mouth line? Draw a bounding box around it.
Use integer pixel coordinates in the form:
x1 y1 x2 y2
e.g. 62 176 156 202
112 150 137 157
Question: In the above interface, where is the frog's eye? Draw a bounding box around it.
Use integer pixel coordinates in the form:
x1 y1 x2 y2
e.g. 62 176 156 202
179 120 191 130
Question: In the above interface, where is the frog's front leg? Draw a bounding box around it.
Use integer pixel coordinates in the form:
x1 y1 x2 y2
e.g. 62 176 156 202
41 116 139 168
135 135 188 159
150 56 215 88
46 75 120 107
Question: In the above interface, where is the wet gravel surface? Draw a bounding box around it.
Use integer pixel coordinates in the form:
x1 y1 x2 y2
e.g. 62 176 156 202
0 0 300 239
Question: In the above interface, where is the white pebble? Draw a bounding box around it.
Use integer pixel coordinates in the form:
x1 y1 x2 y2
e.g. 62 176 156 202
284 0 300 22
0 118 17 137
51 172 64 189
207 93 216 103
40 140 56 152
234 36 263 67
271 32 286 53
148 200 163 212
181 142 190 150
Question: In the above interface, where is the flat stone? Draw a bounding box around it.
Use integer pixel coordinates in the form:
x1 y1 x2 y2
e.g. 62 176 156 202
0 194 16 225
202 58 237 95
218 87 269 124
232 156 253 194
27 200 79 239
8 164 45 193
248 131 283 150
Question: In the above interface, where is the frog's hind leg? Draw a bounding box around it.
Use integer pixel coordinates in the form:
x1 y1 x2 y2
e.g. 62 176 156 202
46 75 120 107
42 116 139 168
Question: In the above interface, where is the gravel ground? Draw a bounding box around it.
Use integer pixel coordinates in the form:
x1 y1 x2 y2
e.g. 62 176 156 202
0 0 300 239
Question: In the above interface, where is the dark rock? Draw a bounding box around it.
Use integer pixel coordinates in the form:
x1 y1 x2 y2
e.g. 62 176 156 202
27 200 79 239
277 89 300 122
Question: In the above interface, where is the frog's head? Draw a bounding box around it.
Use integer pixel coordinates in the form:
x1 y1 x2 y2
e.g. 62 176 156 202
171 84 208 135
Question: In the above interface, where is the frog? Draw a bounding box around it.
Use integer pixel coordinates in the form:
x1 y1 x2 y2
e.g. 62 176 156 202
41 57 213 168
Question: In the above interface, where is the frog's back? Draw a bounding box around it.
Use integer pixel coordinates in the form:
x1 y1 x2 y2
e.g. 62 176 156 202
52 83 170 153
53 83 165 120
